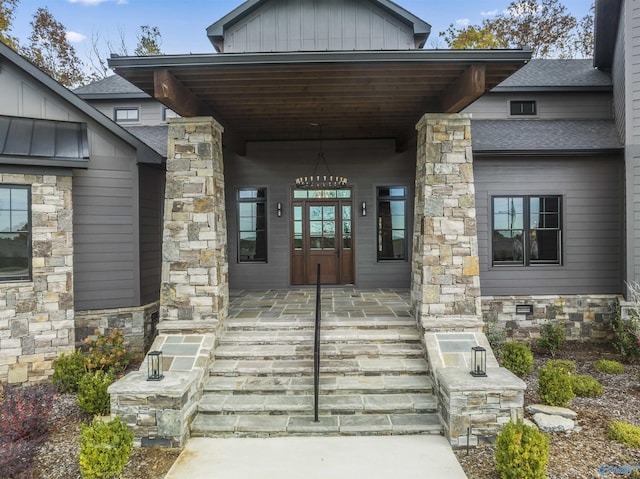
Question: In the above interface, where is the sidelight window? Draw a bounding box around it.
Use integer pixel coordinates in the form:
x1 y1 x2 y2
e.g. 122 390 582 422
237 188 267 262
377 186 407 261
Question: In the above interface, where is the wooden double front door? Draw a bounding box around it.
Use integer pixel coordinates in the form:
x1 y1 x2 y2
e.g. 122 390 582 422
291 198 354 285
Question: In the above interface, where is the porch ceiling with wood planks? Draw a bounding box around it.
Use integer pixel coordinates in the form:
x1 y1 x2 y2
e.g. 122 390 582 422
109 49 531 154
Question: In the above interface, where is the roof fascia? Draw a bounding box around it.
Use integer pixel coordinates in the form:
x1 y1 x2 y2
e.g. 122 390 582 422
109 48 532 70
594 0 622 69
76 92 151 101
206 0 431 51
474 148 623 157
492 85 613 93
0 42 162 165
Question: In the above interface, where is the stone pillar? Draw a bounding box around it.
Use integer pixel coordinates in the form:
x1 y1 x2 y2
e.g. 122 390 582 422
159 117 229 329
412 113 482 331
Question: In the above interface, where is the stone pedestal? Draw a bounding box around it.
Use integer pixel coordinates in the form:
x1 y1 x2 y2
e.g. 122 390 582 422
412 113 482 331
160 117 229 329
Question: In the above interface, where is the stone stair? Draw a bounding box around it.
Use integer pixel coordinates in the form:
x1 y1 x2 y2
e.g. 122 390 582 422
190 313 441 437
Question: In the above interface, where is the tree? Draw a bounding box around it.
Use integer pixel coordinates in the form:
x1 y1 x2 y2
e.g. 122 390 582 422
21 7 87 87
0 0 19 50
134 25 162 56
440 0 594 59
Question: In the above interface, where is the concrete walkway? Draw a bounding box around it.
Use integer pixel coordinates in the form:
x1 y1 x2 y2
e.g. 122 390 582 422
164 435 467 479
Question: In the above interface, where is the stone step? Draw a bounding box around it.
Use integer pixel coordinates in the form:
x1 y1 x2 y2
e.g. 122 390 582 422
198 393 437 415
190 412 442 437
209 358 429 377
213 343 425 360
203 375 433 395
223 317 417 331
218 328 422 344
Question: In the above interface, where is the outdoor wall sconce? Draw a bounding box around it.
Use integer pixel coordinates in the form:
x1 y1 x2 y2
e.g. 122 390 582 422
147 350 164 381
470 346 487 377
276 202 282 217
361 201 367 216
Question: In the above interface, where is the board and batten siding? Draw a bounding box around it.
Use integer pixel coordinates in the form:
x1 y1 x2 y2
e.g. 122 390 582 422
223 0 415 53
224 139 414 289
138 164 164 304
464 92 613 120
474 156 624 296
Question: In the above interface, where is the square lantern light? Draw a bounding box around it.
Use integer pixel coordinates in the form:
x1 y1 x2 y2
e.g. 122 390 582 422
147 350 164 381
470 346 487 377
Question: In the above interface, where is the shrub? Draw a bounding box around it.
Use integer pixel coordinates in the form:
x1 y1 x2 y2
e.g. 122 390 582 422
611 315 640 364
494 419 549 479
52 349 87 393
500 341 534 377
536 322 566 357
84 328 131 373
485 315 508 358
537 362 575 407
0 439 40 478
594 358 625 374
0 384 55 443
546 359 576 374
608 420 640 448
77 370 115 416
570 374 604 397
79 416 134 479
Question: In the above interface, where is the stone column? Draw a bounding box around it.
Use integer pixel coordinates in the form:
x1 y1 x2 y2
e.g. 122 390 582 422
159 117 229 328
412 113 482 331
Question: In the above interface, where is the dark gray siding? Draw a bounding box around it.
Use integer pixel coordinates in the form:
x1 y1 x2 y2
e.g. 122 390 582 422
138 164 164 304
73 130 140 310
223 0 414 53
225 139 414 289
475 156 624 296
613 5 625 142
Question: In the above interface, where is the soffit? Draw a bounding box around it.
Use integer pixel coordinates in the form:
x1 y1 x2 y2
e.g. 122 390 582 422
109 50 530 153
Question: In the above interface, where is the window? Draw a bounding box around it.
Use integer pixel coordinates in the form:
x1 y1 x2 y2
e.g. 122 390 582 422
163 107 180 121
377 186 407 261
114 107 139 123
0 185 30 281
510 100 537 116
492 195 562 266
237 188 267 262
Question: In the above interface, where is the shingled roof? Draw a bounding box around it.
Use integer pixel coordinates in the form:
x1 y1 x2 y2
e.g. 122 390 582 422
74 75 149 99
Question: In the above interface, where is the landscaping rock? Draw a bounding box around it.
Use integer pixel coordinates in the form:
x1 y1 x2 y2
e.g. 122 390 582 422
526 404 577 419
532 412 575 432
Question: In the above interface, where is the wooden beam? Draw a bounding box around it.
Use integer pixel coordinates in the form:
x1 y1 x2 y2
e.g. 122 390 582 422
154 69 247 156
441 65 486 113
154 69 204 117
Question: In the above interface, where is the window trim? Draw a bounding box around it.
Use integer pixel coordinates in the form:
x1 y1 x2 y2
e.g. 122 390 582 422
162 107 180 122
236 187 268 264
113 107 140 123
0 184 32 282
491 194 562 267
376 185 408 262
509 100 537 117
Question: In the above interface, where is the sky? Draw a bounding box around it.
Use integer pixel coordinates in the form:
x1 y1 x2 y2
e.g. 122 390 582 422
9 0 593 58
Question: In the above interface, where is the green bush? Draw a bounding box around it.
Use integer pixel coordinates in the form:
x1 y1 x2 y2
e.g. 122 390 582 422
570 374 604 397
77 370 114 416
84 328 132 373
537 362 575 407
536 322 566 357
494 419 549 479
546 359 576 374
500 342 534 377
52 349 87 393
608 420 640 448
594 358 625 374
79 416 134 479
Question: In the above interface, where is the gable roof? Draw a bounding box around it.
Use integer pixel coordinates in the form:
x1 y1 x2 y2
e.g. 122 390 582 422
0 41 162 164
206 0 431 52
493 59 612 92
74 74 150 100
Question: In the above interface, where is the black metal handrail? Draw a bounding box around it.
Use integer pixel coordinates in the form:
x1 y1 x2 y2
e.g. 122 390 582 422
313 263 321 422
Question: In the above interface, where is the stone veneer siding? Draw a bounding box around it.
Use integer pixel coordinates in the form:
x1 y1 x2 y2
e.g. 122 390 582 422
160 117 229 326
0 173 74 384
481 295 619 342
75 301 160 353
412 113 482 331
